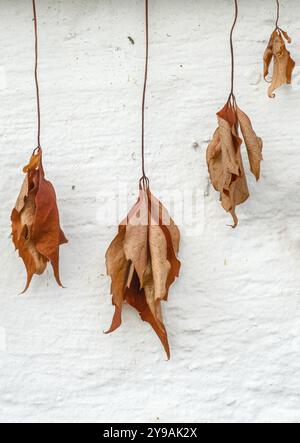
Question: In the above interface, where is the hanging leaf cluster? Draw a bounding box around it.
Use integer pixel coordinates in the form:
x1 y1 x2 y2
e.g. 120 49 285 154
264 28 295 98
11 149 68 292
105 189 181 358
9 0 298 360
207 101 263 227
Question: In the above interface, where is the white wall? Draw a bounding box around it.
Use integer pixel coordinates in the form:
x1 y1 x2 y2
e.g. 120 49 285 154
0 0 300 424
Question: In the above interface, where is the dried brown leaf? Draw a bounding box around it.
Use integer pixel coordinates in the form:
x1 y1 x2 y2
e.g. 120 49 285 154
11 149 67 292
264 29 295 98
123 192 148 285
105 227 129 333
105 189 181 359
149 224 171 302
236 107 263 181
125 270 170 359
149 193 180 254
207 103 262 227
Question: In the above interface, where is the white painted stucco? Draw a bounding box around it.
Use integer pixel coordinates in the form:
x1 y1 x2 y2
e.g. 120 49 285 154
0 0 300 423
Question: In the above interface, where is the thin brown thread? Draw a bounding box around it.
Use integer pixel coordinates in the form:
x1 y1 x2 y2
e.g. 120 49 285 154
139 0 150 191
32 0 41 149
265 0 283 84
275 0 280 30
228 0 238 106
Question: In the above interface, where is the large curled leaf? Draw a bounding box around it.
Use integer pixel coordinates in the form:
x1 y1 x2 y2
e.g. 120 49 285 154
206 103 263 227
11 148 67 293
264 29 295 98
105 189 181 359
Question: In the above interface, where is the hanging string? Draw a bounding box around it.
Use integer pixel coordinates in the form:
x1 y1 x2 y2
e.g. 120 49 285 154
32 0 41 150
265 0 283 85
228 0 238 106
139 0 150 191
275 0 280 30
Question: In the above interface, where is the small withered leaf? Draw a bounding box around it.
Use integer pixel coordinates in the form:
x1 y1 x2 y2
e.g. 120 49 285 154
105 227 128 333
143 261 157 319
206 102 263 227
123 195 148 286
105 189 181 359
11 148 67 293
149 193 180 255
15 175 29 213
125 270 170 359
264 29 295 98
148 223 171 303
236 107 263 181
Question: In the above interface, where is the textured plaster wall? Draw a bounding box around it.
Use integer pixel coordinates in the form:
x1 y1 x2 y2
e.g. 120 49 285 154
0 0 300 424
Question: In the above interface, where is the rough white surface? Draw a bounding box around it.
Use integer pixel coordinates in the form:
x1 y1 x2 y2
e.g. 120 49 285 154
0 0 300 424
